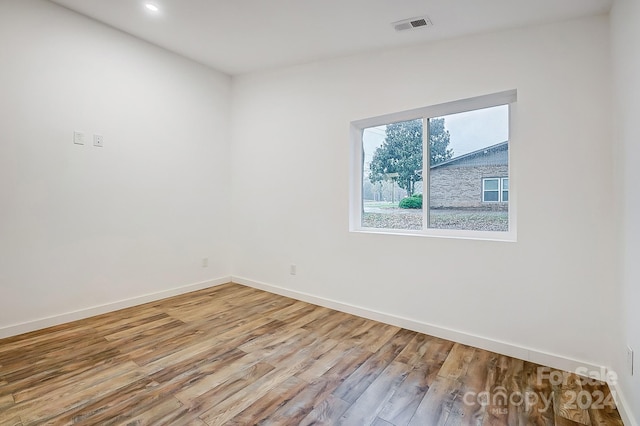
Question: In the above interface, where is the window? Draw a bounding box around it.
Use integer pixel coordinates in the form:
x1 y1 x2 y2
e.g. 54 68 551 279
502 178 509 202
350 90 516 241
483 177 508 202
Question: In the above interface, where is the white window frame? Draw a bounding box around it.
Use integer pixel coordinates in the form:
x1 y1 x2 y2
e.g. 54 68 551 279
482 177 509 203
349 90 517 242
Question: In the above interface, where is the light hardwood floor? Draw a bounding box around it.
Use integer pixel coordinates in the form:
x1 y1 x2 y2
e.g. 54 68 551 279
0 283 623 425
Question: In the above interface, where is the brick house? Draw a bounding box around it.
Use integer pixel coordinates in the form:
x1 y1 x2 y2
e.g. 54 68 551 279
429 141 508 210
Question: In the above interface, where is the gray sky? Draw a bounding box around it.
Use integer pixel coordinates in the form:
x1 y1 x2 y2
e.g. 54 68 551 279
363 104 509 162
443 104 509 156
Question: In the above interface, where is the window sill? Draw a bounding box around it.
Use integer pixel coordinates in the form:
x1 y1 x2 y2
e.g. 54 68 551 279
351 227 517 242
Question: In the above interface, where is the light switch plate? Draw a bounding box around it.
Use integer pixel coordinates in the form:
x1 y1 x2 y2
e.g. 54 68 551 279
73 131 85 145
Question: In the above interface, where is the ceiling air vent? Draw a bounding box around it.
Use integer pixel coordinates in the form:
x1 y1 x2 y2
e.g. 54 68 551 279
393 16 433 32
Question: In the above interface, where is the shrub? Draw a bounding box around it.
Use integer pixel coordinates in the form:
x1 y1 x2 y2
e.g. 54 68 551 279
399 195 422 209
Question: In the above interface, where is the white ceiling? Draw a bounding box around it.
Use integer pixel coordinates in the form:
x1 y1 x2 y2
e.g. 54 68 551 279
49 0 613 75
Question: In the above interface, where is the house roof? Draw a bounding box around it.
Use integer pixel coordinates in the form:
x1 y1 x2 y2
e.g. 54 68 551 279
430 141 508 169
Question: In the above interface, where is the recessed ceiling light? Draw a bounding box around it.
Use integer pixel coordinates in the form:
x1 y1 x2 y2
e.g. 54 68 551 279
145 3 160 12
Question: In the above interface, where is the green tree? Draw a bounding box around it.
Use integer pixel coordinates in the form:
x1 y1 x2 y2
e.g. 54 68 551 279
369 118 452 196
428 118 454 165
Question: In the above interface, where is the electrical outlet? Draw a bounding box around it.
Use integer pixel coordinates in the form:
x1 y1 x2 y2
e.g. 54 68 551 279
290 264 297 275
202 258 209 268
628 346 634 375
93 134 104 147
73 131 85 145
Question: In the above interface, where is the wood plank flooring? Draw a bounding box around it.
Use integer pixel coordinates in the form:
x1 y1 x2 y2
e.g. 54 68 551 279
0 283 624 425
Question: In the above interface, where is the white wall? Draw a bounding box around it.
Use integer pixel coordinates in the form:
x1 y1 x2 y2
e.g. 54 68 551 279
231 15 616 369
0 0 232 334
611 0 640 422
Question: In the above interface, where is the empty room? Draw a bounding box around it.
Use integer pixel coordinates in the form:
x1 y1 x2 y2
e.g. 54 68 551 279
0 0 638 424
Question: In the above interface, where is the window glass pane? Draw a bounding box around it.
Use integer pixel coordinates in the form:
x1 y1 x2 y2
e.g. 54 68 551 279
502 178 509 190
484 191 499 202
429 105 509 231
484 179 499 190
502 191 509 202
362 119 423 230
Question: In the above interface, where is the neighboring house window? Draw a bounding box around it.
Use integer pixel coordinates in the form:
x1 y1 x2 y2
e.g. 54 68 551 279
350 90 516 241
483 177 508 202
502 178 509 202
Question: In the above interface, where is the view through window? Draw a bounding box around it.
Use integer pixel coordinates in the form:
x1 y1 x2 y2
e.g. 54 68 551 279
360 103 510 234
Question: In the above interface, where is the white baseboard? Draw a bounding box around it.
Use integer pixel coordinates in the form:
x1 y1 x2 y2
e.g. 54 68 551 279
0 276 231 339
233 276 637 423
611 382 638 426
232 276 601 371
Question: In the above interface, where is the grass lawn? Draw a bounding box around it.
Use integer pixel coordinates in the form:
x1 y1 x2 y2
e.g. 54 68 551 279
362 209 508 232
363 201 399 209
